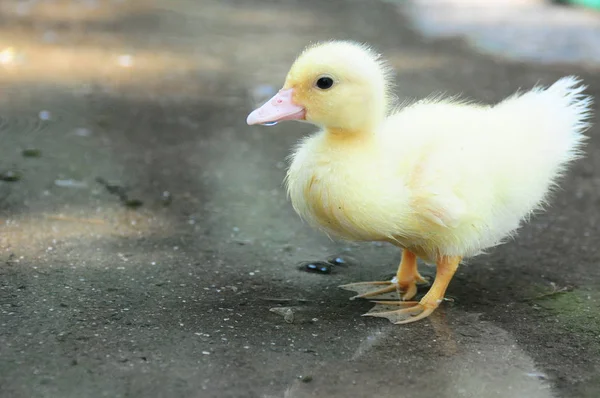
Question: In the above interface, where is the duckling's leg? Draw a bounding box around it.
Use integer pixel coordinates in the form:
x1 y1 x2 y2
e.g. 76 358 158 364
363 255 461 324
339 249 428 301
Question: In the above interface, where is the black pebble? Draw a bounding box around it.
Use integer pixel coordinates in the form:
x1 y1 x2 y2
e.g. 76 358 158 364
327 255 349 266
299 375 313 383
298 261 332 274
124 199 143 208
22 148 42 157
0 171 21 182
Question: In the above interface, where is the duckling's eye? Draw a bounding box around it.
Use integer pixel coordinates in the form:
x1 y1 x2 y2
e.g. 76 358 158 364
316 76 334 90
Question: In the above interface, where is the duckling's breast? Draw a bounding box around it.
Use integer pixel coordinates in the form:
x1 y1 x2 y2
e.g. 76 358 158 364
288 169 366 240
285 133 401 241
299 174 360 238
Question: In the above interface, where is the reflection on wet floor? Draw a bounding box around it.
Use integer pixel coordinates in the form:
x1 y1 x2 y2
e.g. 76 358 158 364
267 315 554 398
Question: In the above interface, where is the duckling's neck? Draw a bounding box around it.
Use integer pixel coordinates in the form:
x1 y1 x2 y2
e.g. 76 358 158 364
324 127 377 146
323 103 386 140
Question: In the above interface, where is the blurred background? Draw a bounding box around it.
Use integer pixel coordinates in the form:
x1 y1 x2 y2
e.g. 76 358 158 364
0 1 599 398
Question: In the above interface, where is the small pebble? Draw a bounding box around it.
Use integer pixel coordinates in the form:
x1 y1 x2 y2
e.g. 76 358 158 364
39 110 51 121
55 179 87 189
22 148 41 158
161 191 172 206
74 128 92 137
327 255 352 266
124 199 143 208
298 261 332 274
0 171 21 182
269 307 296 324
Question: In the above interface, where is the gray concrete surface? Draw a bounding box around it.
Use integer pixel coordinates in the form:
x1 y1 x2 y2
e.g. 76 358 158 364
0 0 599 397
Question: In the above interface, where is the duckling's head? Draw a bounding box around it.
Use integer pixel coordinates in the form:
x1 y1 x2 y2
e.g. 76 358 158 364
247 41 393 133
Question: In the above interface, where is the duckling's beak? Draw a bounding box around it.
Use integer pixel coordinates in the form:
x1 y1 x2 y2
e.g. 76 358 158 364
247 88 306 125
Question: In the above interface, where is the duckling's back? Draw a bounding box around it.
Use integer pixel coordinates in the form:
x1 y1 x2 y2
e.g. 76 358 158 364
383 77 592 258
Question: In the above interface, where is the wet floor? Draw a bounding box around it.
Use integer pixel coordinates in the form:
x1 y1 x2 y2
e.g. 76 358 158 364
0 1 599 397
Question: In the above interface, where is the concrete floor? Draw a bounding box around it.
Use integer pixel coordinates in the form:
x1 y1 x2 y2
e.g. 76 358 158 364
0 1 599 397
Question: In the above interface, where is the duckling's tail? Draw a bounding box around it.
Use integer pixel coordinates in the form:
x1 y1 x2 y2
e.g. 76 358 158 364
497 76 593 172
540 76 593 162
487 76 593 219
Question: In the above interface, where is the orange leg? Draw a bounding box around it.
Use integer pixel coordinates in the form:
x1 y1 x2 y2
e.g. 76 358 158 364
396 250 428 300
339 249 428 301
364 255 461 324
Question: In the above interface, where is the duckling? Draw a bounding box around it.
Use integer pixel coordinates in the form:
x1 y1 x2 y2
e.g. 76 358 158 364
246 41 593 324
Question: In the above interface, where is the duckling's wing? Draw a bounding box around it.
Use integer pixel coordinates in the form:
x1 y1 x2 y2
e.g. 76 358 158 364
411 164 467 230
415 189 466 228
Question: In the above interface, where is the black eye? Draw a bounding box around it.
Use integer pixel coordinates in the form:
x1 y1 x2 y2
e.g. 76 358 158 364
316 77 334 90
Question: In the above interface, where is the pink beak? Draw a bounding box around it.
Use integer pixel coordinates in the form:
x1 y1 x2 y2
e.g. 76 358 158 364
246 88 306 125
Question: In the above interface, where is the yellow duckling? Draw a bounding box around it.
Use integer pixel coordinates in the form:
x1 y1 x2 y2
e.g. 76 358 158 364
247 41 593 324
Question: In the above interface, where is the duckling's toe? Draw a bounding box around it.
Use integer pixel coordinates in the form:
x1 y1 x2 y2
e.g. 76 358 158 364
363 301 436 324
339 278 428 301
339 281 402 301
